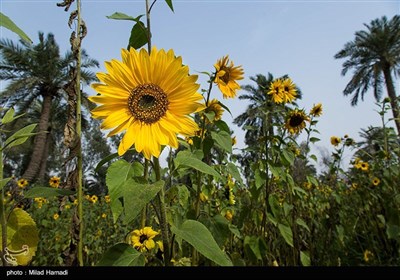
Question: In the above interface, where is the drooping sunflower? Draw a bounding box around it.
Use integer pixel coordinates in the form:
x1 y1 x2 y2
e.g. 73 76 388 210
330 136 341 146
284 109 310 134
214 55 244 99
49 176 60 188
205 98 224 122
89 47 204 159
267 79 284 104
281 78 297 103
310 103 323 117
17 178 28 188
129 226 159 252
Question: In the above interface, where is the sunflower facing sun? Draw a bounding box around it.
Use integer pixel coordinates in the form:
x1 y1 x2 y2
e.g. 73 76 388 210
89 47 204 159
214 55 244 99
285 109 310 134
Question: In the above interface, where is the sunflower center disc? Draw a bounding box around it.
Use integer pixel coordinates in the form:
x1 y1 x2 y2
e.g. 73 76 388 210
289 115 304 127
128 83 169 124
139 234 147 243
220 67 230 84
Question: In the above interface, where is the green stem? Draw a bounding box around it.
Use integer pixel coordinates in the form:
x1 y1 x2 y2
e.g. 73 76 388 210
75 0 84 267
140 159 149 228
0 147 8 266
153 157 171 266
145 0 152 52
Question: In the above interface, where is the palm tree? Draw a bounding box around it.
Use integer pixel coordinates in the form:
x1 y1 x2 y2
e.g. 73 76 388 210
334 15 400 135
0 31 99 182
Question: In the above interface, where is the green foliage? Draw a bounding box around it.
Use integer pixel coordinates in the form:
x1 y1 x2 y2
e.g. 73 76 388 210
0 12 32 43
97 243 145 266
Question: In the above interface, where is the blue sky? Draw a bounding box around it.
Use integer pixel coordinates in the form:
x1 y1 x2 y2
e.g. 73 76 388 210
1 0 399 170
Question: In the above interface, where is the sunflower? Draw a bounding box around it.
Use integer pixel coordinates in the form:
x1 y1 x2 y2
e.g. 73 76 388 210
372 177 380 186
281 78 297 103
363 250 373 262
267 79 284 103
285 109 310 134
360 162 369 171
310 103 323 117
129 226 159 252
49 176 60 188
104 195 111 203
214 55 244 99
330 136 341 146
53 213 59 220
17 178 28 188
89 47 204 159
205 99 224 122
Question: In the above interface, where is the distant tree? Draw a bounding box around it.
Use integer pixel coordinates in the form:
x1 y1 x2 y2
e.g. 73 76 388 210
335 15 400 135
0 31 99 182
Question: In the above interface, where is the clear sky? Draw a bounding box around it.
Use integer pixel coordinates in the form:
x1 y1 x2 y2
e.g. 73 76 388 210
1 0 399 171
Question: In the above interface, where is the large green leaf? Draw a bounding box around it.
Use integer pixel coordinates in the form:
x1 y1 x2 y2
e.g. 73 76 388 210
171 220 232 266
175 151 221 180
278 224 293 247
244 236 262 261
0 208 38 265
3 124 37 150
24 187 75 198
0 12 32 43
97 243 145 266
211 131 232 153
123 180 164 224
300 251 311 266
128 21 148 50
106 160 136 222
0 177 12 191
227 162 243 185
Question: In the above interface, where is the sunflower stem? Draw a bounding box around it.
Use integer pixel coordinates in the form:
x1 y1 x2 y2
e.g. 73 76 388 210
0 145 8 266
75 0 84 266
153 157 171 266
145 0 152 52
140 159 149 228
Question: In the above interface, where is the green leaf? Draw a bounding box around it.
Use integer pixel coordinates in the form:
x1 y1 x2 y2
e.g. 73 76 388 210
282 149 295 165
296 218 310 232
310 154 318 162
283 202 293 217
214 120 231 133
3 124 37 150
268 164 283 178
306 175 319 186
171 220 233 266
386 223 400 240
95 152 119 172
123 180 164 224
165 0 174 12
24 187 75 198
128 21 148 50
227 162 243 185
267 213 278 226
0 177 11 191
0 12 32 44
106 160 136 222
106 12 144 22
1 108 15 124
310 137 320 143
254 168 266 190
217 101 233 117
211 131 232 153
278 224 293 247
97 243 145 266
244 236 262 261
300 251 311 266
175 151 221 180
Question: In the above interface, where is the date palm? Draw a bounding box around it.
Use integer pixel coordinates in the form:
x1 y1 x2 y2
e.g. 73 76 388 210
334 15 400 135
0 31 99 182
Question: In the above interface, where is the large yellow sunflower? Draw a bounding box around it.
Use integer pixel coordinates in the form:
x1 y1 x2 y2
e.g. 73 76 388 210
129 226 159 252
267 79 284 104
89 47 204 159
281 78 297 103
284 109 310 134
214 55 244 99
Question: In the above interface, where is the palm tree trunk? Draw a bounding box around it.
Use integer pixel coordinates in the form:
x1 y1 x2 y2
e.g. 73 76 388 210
37 129 51 182
22 94 52 182
383 66 400 136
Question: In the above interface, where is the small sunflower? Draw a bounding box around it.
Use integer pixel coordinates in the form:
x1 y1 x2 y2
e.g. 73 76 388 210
330 136 341 146
310 103 323 117
53 213 59 220
372 177 380 186
360 162 369 171
104 195 111 203
90 195 98 204
101 213 107 219
231 136 237 146
214 55 244 99
281 78 297 103
205 99 224 122
129 226 159 252
363 250 373 262
285 109 310 134
90 47 204 159
17 178 28 188
224 209 234 221
267 79 284 104
49 176 61 188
